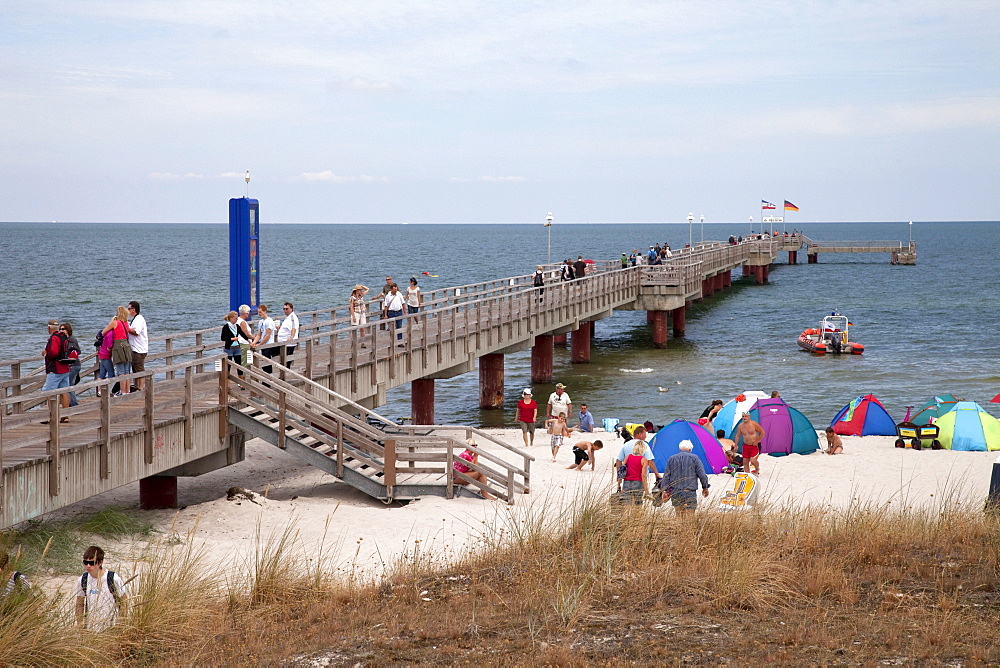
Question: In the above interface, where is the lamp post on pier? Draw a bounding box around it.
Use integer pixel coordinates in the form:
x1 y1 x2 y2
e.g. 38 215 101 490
687 212 694 248
544 212 553 264
700 214 705 243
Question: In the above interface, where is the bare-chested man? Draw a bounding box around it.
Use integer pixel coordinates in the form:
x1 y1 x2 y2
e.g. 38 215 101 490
734 412 765 474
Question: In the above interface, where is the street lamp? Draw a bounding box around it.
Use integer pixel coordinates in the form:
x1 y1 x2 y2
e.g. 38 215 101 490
908 220 913 244
700 214 705 243
749 216 753 236
687 212 694 248
544 212 553 264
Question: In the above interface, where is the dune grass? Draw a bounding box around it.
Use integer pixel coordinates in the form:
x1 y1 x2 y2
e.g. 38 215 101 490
3 492 1000 665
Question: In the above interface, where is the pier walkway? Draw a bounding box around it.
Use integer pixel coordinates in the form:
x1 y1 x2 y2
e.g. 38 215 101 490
0 233 912 527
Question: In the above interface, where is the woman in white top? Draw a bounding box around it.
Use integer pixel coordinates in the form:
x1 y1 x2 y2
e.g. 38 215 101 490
349 284 369 347
406 277 422 322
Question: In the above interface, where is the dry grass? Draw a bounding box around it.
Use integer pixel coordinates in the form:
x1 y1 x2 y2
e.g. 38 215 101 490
4 491 1000 665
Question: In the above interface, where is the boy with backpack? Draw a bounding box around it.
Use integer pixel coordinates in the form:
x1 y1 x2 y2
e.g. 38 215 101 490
76 546 127 631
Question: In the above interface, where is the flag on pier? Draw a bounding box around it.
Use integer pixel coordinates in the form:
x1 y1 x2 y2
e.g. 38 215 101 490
761 200 776 209
784 200 799 211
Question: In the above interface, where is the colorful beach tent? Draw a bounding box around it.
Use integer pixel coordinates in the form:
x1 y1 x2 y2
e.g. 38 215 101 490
712 391 769 435
731 397 819 457
649 419 730 474
935 402 1000 451
830 394 897 436
910 394 961 426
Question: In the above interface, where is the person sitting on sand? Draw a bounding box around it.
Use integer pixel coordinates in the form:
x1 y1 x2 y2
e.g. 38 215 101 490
716 429 742 468
566 440 603 471
545 412 571 462
824 427 843 455
453 439 496 500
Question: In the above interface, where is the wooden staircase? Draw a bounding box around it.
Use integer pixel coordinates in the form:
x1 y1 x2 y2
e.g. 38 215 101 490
225 360 532 503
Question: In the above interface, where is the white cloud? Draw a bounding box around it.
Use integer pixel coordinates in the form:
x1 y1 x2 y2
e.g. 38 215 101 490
294 171 386 183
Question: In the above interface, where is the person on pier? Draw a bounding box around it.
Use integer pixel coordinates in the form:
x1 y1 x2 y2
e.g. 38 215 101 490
349 285 370 347
253 304 277 372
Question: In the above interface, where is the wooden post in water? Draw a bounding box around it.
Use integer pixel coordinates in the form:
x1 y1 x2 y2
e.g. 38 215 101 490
531 334 553 384
478 353 504 409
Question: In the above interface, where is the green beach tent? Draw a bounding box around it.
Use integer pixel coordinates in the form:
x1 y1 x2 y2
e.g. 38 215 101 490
910 394 960 426
935 402 1000 451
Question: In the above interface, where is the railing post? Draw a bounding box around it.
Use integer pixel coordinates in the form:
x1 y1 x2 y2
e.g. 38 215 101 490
195 333 204 372
446 440 454 499
143 371 154 464
11 364 22 414
336 420 344 477
218 359 229 441
99 384 110 479
305 337 313 379
184 366 194 450
0 408 4 516
48 397 60 497
384 438 396 488
165 338 175 380
278 391 287 449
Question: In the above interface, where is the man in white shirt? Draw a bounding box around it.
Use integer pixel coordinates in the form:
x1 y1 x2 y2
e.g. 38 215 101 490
127 301 149 391
76 545 127 632
276 302 299 368
253 304 278 374
547 383 572 420
383 283 407 345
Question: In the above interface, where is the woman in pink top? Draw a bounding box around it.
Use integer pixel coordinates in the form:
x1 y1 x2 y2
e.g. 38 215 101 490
96 329 116 396
453 439 496 500
621 441 652 505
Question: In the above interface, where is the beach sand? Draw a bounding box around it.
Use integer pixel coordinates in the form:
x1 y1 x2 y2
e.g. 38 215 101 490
42 429 999 578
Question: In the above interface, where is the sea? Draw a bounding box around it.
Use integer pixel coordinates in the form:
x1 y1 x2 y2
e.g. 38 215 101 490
2 220 998 429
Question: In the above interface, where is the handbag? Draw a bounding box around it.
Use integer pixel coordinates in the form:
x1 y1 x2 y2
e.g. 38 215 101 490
616 464 628 480
111 338 132 365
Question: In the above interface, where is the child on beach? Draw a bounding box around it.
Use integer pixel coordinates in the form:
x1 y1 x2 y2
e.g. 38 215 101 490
824 428 843 455
545 412 571 461
566 440 603 471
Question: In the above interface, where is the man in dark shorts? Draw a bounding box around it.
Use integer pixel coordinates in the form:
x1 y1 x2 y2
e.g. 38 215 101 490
566 440 603 471
734 412 765 475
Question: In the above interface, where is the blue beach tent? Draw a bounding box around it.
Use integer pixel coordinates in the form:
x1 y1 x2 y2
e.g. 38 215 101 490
649 419 730 474
829 394 897 436
935 402 1000 452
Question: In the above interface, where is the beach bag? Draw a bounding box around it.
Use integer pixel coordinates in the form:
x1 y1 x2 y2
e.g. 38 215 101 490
602 417 619 432
111 338 132 365
59 335 81 364
616 464 628 480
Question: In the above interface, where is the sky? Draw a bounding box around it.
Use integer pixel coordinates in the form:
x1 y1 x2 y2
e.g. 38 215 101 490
1 1 998 224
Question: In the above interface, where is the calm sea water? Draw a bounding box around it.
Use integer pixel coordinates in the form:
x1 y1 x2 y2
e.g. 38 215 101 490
2 220 998 428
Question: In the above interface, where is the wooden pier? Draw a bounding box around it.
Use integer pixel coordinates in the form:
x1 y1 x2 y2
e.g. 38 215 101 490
0 233 913 527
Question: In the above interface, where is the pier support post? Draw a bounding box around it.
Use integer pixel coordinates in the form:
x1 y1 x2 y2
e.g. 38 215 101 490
139 475 178 510
714 274 724 292
723 270 732 287
742 265 749 277
763 264 770 284
788 250 797 264
651 311 668 349
571 322 591 363
411 378 434 425
808 253 818 264
531 335 554 384
702 278 714 297
646 311 655 323
479 353 504 409
554 333 567 347
671 306 686 339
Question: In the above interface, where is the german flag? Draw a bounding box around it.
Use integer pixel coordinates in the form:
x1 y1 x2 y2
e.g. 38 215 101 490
784 200 799 211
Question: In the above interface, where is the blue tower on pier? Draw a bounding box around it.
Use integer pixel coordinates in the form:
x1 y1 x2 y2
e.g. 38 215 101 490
229 197 260 313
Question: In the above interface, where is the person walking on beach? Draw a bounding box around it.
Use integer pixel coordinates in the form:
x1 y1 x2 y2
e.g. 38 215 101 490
253 304 277 373
41 319 72 411
349 285 370 346
734 412 765 475
567 439 603 471
102 306 132 394
383 283 407 345
578 403 594 433
516 388 538 447
545 412 571 461
547 383 572 420
614 425 661 483
126 301 148 391
657 439 710 515
76 546 126 632
276 302 299 367
405 277 422 322
621 441 654 505
453 439 496 500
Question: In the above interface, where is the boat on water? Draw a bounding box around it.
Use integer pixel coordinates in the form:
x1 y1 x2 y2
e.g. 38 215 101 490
797 313 863 355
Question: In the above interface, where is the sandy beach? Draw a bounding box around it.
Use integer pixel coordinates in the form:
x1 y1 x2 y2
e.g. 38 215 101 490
39 427 999 581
